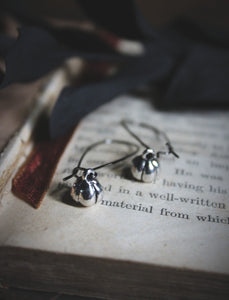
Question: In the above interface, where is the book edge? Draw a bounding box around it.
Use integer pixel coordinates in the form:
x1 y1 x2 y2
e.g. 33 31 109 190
0 245 228 299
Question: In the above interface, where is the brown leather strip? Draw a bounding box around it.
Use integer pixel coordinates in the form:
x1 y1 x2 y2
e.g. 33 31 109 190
12 132 72 208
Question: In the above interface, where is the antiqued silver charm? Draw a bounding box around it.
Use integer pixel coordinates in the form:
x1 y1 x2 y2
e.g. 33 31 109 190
131 148 159 183
121 120 179 183
71 169 103 207
63 139 139 207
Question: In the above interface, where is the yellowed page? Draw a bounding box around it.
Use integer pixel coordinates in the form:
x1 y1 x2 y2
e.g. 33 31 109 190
0 95 229 274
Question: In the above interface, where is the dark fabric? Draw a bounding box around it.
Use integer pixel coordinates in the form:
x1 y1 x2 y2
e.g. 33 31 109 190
50 41 181 137
0 34 15 57
165 44 229 105
0 0 229 139
78 0 153 39
0 27 126 88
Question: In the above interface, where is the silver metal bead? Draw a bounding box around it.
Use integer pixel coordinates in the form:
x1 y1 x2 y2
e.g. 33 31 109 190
131 149 159 183
71 169 103 206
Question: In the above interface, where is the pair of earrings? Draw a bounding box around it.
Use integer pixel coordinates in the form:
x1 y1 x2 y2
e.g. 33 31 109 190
63 120 179 207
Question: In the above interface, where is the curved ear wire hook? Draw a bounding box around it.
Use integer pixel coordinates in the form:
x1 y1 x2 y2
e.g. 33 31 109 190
121 120 179 183
157 142 179 159
63 138 139 207
63 139 139 181
121 120 179 159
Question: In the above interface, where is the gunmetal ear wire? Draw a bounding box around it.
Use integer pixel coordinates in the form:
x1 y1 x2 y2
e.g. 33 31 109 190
121 120 179 183
63 139 139 207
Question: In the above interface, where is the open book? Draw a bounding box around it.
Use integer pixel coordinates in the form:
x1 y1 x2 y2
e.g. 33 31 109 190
0 75 229 299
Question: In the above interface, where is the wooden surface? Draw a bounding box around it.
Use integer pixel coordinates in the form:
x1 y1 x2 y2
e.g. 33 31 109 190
0 287 98 300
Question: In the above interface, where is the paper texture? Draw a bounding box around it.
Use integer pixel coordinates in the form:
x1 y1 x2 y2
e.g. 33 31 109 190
0 95 229 274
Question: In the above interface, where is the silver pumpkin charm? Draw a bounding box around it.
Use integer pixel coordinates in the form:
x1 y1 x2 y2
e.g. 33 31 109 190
71 169 103 207
131 148 159 183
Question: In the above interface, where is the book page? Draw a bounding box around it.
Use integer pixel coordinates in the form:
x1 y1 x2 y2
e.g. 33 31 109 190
0 95 229 274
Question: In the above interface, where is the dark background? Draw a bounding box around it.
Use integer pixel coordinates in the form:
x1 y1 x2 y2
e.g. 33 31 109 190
0 0 229 149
